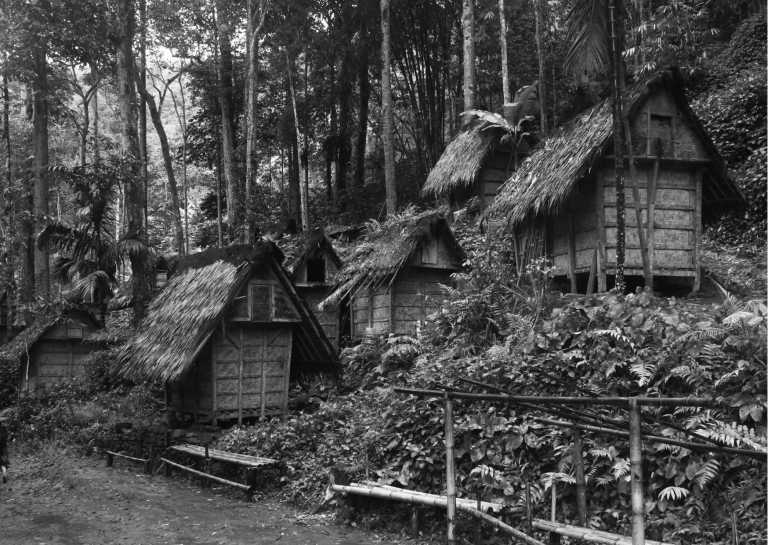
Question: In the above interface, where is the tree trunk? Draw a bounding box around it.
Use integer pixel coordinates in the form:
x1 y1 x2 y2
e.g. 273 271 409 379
335 51 353 211
32 45 49 300
533 0 548 134
381 0 397 216
140 89 185 254
286 51 308 231
216 0 239 234
609 0 626 292
498 0 511 104
139 0 148 225
245 0 267 243
178 77 189 253
352 15 370 189
91 63 100 166
116 0 148 323
461 0 475 112
80 97 89 168
2 66 14 333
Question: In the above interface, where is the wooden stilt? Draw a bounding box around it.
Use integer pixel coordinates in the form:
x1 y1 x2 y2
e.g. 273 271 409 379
629 399 645 545
692 171 702 293
573 427 587 526
444 393 457 545
647 156 660 291
595 176 607 292
568 213 578 293
237 326 244 426
586 248 597 296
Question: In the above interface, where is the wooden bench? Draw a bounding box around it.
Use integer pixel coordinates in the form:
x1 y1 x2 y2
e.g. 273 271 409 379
161 444 279 498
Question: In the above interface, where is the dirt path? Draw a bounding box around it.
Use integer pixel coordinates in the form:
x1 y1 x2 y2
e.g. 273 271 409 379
0 448 418 545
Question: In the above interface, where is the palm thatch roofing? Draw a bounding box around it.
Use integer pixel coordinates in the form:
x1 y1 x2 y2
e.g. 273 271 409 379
0 307 103 366
118 241 337 384
320 208 465 309
288 228 343 278
488 69 744 228
422 126 501 198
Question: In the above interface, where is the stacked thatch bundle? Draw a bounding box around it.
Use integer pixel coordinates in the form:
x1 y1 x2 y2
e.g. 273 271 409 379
321 208 464 309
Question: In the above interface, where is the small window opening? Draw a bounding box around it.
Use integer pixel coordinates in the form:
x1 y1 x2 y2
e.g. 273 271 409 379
306 257 326 283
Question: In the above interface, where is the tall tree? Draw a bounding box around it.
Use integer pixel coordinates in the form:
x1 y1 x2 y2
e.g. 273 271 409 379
498 0 511 104
115 0 149 322
215 0 239 234
533 0 548 134
381 0 396 216
461 0 475 112
245 0 268 242
32 43 49 299
286 50 308 231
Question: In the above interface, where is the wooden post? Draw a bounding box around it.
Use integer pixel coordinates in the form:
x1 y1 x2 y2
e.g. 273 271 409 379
586 248 597 296
595 176 607 292
549 481 561 545
629 398 645 545
237 326 244 425
692 171 702 293
144 446 153 475
260 333 267 420
568 213 577 293
647 156 660 291
202 444 211 488
211 332 218 426
573 427 587 526
444 393 457 545
106 451 113 467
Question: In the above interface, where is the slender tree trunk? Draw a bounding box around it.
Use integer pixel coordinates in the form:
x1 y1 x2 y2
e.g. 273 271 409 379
335 51 353 211
140 89 184 254
533 0 548 134
139 0 148 227
352 15 370 189
32 45 49 299
609 0 626 292
116 0 148 323
215 0 239 234
80 99 89 167
91 63 100 166
245 0 267 242
178 77 189 253
302 51 310 224
2 66 14 333
461 0 475 112
498 0 511 104
286 51 308 231
216 145 223 248
381 0 397 216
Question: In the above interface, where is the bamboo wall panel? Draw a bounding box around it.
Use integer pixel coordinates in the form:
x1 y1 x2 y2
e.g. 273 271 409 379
297 288 338 347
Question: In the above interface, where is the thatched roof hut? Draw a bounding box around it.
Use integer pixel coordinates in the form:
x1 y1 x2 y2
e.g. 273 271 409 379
489 70 742 227
321 209 465 338
119 241 337 423
0 306 106 392
488 69 744 293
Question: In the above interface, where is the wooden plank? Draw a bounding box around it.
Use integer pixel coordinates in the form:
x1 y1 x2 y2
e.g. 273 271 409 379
568 213 577 292
596 176 607 291
692 171 702 293
169 444 278 467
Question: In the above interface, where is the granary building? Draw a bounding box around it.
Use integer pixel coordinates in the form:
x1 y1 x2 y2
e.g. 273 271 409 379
488 69 744 293
321 209 465 339
0 307 108 393
118 242 337 424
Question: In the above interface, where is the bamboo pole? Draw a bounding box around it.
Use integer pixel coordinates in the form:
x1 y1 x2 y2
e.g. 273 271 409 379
105 450 149 464
359 481 507 512
647 154 660 290
330 482 545 545
532 519 673 545
629 399 644 545
444 393 457 545
393 386 725 408
534 417 767 460
160 457 250 491
572 427 588 526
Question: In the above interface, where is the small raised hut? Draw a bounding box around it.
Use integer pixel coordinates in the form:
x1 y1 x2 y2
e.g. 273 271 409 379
489 70 744 292
119 242 337 424
0 308 105 393
321 210 465 339
288 229 344 348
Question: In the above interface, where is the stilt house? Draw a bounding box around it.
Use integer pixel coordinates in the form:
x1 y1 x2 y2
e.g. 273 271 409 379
489 70 744 292
321 210 465 339
0 307 106 392
288 229 344 348
118 242 337 424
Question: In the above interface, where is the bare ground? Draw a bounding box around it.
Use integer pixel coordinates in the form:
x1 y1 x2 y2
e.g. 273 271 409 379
0 446 420 545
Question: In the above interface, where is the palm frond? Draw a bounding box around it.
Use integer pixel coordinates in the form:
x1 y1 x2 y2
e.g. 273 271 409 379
68 270 114 305
565 0 611 79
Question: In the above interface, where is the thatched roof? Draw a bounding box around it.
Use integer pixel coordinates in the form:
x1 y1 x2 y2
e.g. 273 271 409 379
489 69 744 227
288 228 343 278
422 126 499 198
321 209 465 309
0 307 102 366
118 242 337 384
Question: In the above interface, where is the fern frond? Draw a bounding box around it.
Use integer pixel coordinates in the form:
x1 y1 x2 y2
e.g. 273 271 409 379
659 486 690 501
694 459 721 489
